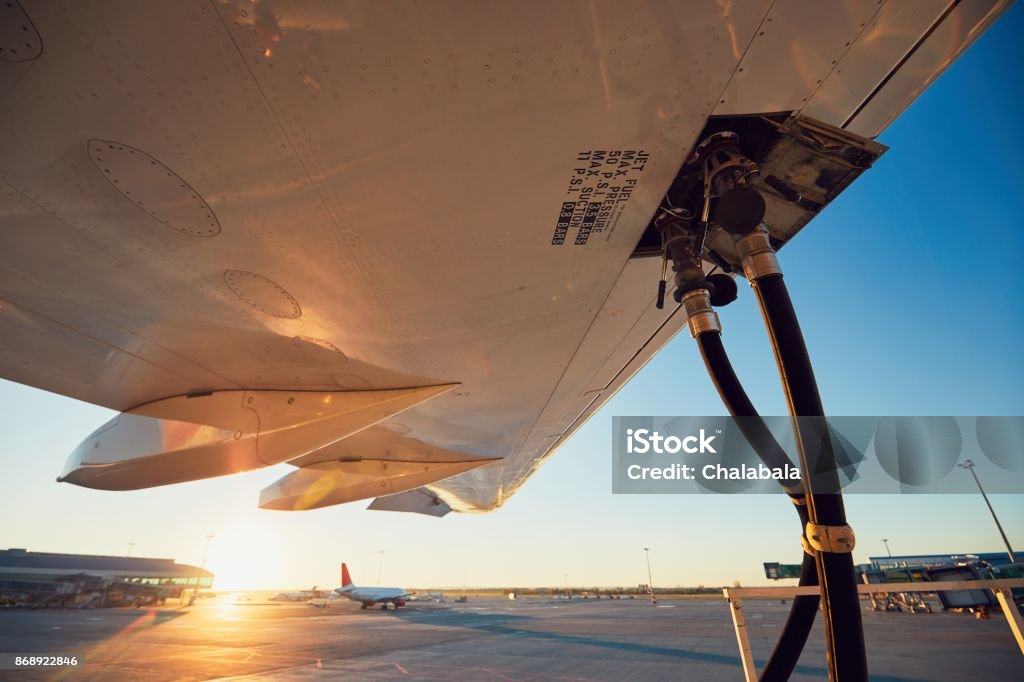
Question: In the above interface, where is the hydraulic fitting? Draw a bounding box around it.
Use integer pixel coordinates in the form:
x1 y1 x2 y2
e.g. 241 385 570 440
734 224 781 282
680 288 721 337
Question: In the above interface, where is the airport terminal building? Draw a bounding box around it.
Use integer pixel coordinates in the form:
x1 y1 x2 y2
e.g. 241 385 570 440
867 552 1016 570
0 548 213 608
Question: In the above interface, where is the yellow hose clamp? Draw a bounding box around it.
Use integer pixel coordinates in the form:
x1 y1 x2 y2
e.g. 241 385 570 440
800 534 815 556
805 522 856 554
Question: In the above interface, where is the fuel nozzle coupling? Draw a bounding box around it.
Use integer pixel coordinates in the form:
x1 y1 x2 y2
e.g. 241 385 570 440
654 209 739 310
656 211 709 304
680 288 721 338
695 131 766 236
734 223 782 282
659 215 708 296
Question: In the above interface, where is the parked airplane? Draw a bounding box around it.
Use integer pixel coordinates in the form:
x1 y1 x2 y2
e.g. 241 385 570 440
334 563 410 610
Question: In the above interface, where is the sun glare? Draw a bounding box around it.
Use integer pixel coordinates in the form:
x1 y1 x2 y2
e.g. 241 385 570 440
204 521 284 591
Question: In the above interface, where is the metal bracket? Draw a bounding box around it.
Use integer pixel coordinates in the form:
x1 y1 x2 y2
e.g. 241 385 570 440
805 522 856 554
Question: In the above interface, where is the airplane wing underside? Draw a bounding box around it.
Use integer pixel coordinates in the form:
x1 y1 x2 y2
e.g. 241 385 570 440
0 1 1009 513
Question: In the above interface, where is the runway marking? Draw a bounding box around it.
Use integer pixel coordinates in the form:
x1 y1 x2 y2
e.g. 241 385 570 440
394 662 410 674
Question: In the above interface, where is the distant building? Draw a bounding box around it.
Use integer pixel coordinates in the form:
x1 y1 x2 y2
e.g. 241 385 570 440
868 552 1014 571
0 548 213 608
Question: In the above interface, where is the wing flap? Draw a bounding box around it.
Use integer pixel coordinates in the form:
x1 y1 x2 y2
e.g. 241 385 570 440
367 489 453 518
259 455 496 511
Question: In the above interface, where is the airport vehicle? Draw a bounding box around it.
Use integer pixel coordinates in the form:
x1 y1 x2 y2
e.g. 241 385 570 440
334 563 410 610
409 592 445 603
0 1 1013 679
269 586 333 602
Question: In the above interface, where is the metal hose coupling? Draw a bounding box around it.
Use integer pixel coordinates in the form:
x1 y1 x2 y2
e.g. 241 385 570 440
681 289 721 337
734 224 782 282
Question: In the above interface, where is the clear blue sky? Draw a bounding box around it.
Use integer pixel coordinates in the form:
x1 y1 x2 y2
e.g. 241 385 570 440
1 6 1022 590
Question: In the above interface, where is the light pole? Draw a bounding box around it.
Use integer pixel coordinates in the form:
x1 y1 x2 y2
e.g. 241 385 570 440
643 547 656 605
881 538 892 558
127 542 135 558
377 550 386 586
192 535 214 605
564 573 569 598
200 535 214 568
960 459 1016 563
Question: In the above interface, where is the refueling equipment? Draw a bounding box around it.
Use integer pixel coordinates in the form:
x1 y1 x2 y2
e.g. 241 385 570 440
640 114 886 682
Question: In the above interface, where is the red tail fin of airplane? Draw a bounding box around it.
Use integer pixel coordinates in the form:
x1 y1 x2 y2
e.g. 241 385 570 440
341 562 353 587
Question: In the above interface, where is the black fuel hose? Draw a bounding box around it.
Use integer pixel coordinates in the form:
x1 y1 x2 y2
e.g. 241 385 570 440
761 523 821 681
696 333 802 483
753 273 868 681
695 331 820 681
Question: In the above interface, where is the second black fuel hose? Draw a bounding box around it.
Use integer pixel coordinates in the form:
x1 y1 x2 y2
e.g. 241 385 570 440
751 271 868 681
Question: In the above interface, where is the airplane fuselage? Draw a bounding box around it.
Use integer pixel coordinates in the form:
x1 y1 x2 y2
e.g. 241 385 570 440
335 586 408 608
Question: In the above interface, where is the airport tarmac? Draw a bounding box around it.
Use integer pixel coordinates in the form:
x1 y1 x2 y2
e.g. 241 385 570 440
1 595 1022 681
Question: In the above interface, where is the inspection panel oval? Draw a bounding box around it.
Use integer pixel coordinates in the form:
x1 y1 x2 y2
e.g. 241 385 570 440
224 270 302 318
0 1 43 62
88 139 221 237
